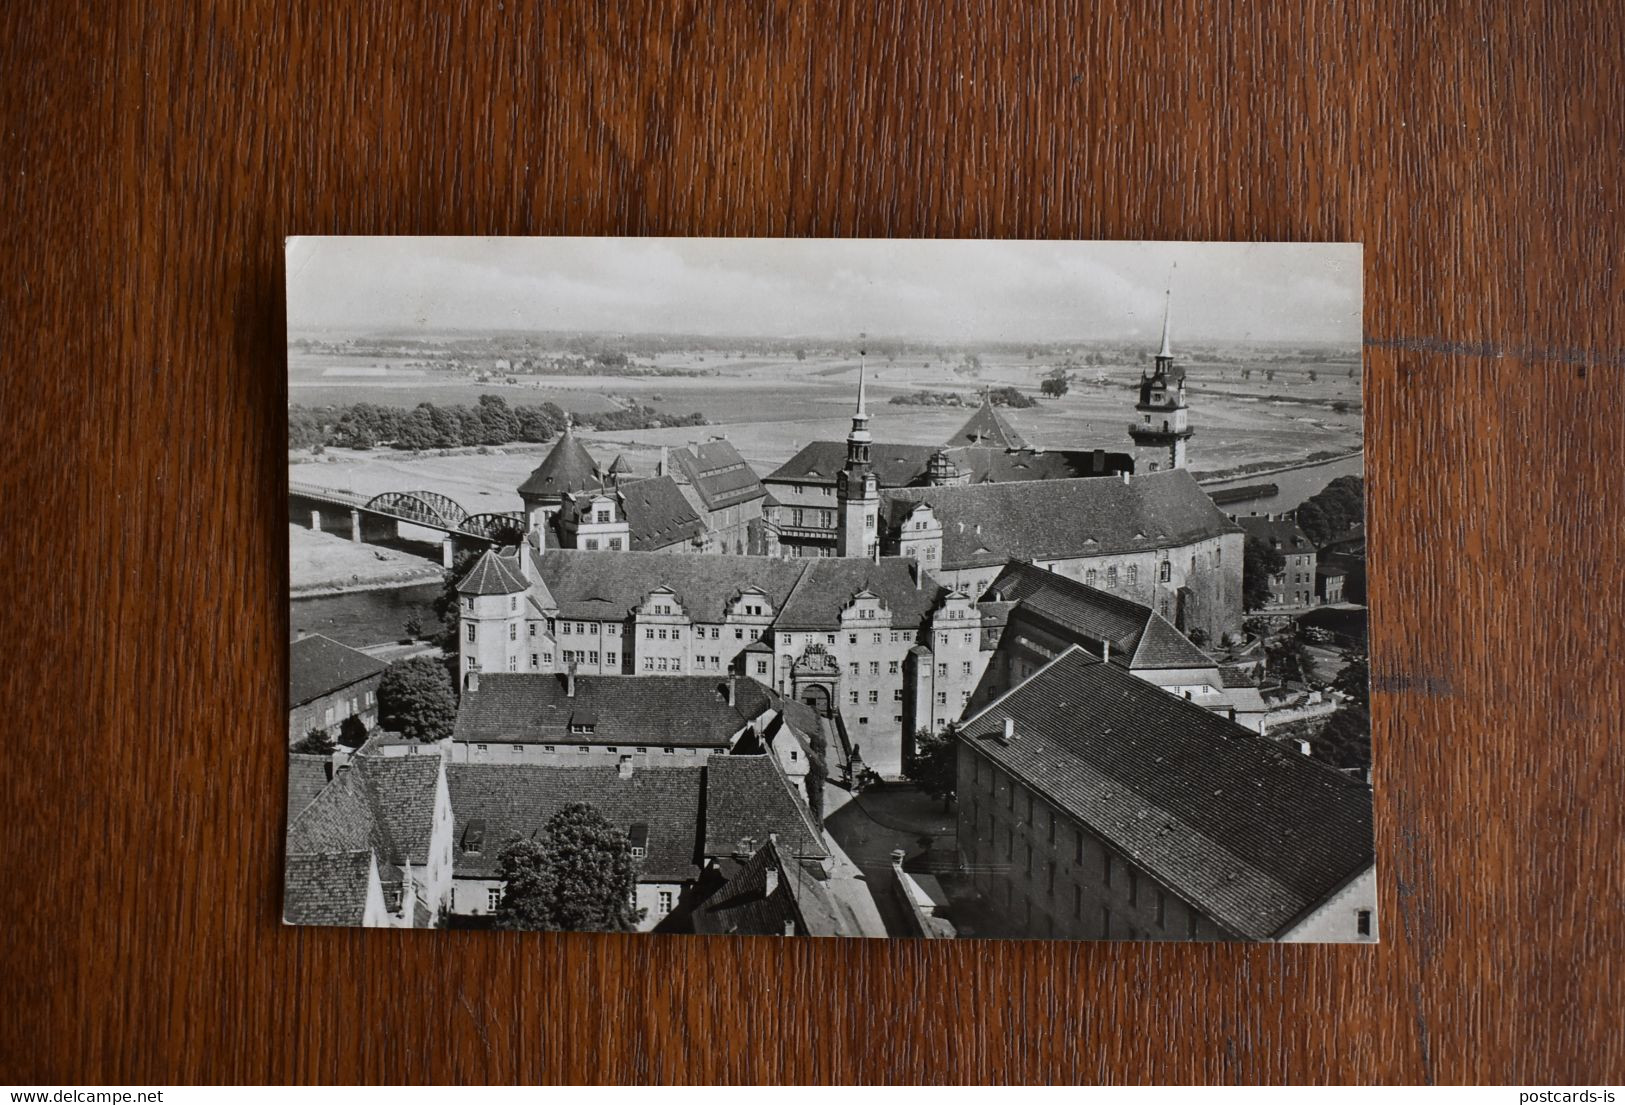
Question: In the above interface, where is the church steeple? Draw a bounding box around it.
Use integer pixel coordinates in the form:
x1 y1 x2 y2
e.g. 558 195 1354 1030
1128 288 1193 471
836 343 879 558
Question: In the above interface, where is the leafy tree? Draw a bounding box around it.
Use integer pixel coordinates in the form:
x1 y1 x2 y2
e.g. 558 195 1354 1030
493 836 559 931
907 725 960 809
1315 705 1372 771
377 656 458 742
338 714 370 749
987 385 1035 409
1266 633 1316 686
292 727 335 755
1331 655 1370 709
1243 535 1286 612
794 348 807 361
1296 475 1364 546
494 804 640 932
403 613 424 639
1040 372 1070 398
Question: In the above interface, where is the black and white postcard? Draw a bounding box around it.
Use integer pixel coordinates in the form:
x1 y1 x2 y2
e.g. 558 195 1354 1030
284 237 1373 942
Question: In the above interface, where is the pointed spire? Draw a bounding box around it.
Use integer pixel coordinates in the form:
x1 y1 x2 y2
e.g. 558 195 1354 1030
1157 288 1174 360
856 347 868 418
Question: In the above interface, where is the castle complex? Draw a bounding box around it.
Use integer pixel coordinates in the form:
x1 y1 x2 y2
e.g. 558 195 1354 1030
454 307 1243 776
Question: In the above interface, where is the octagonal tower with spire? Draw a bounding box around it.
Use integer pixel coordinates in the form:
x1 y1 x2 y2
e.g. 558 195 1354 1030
1127 290 1194 471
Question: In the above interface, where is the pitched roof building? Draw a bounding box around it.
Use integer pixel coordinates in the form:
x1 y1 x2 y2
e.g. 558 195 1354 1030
946 394 1029 448
287 633 388 743
955 647 1374 942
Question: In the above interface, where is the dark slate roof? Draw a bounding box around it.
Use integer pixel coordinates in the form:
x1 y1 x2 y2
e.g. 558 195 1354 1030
701 755 828 860
984 561 1150 658
285 752 444 867
1236 516 1315 553
287 753 334 818
766 442 1129 489
455 548 530 595
947 397 1029 449
670 439 767 511
615 475 708 551
882 469 1242 569
959 648 1373 939
692 839 848 937
284 852 374 926
288 634 388 708
608 453 633 475
1129 612 1217 670
774 558 945 630
447 763 707 883
535 549 809 622
517 429 601 500
453 673 765 747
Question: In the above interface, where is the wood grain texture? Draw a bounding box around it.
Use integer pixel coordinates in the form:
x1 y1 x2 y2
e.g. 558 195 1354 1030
1 0 1620 1085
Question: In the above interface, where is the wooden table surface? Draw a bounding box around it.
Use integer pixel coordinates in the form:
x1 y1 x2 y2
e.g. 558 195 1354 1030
2 1 1620 1086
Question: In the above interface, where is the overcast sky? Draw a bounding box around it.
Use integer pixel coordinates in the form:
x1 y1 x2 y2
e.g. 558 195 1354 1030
286 237 1361 345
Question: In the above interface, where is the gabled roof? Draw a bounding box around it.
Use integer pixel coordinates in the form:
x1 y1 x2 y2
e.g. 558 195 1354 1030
455 548 530 595
766 442 1129 489
288 634 388 707
692 838 848 937
453 673 770 747
984 561 1151 658
1236 516 1315 553
446 763 707 883
947 396 1029 449
283 852 376 926
518 429 601 500
883 469 1241 569
701 755 827 860
286 751 444 868
287 753 334 817
1129 612 1216 670
959 648 1373 940
669 439 766 511
536 550 808 622
613 475 707 550
774 558 945 630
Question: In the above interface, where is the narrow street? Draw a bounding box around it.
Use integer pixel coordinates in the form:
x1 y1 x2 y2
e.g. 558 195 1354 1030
823 783 958 938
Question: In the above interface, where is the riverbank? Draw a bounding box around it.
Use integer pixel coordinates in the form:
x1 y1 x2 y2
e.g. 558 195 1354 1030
290 572 444 600
289 524 443 596
1196 447 1365 487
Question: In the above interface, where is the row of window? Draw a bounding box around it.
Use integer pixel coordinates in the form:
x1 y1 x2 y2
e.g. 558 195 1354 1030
474 742 685 755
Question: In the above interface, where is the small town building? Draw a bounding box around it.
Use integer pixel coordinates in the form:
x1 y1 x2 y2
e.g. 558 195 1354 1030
287 632 387 743
1237 515 1319 610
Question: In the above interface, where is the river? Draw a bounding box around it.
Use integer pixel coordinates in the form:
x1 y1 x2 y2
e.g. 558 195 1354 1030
1201 452 1364 515
290 582 442 648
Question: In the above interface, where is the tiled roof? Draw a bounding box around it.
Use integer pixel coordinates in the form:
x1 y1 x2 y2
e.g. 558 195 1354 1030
983 561 1150 657
959 648 1373 939
453 673 765 747
1236 516 1315 553
615 475 708 550
455 548 530 595
287 753 334 818
534 549 806 622
947 397 1029 449
692 838 848 937
288 634 387 708
766 442 1129 488
284 852 374 926
1129 612 1216 670
447 763 707 882
286 752 444 867
671 440 767 511
774 558 945 630
517 429 601 500
882 469 1241 569
701 755 828 860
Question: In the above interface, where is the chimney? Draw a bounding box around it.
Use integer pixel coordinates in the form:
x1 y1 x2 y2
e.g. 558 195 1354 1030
464 670 479 693
721 680 735 707
1100 639 1110 663
1000 717 1015 743
565 667 576 697
974 523 981 535
764 863 780 897
734 835 756 860
1121 469 1131 485
618 755 633 779
518 531 535 579
872 542 881 564
658 445 669 477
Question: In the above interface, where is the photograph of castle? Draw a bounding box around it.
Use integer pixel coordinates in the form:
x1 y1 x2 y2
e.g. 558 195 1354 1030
284 237 1373 942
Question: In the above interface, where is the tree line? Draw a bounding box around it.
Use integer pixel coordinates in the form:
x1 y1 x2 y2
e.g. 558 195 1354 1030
289 393 705 452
